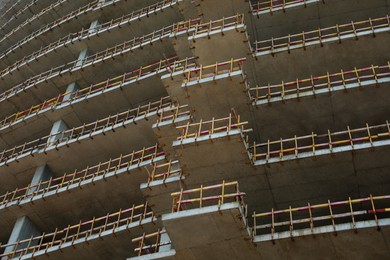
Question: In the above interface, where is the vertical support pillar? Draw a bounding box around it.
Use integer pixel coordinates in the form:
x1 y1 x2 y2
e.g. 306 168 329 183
75 48 91 67
48 119 69 145
88 20 100 34
158 232 172 253
28 164 53 194
1 216 41 259
62 82 80 102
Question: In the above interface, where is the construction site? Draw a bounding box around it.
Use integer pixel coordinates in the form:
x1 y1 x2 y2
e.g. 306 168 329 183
0 0 389 259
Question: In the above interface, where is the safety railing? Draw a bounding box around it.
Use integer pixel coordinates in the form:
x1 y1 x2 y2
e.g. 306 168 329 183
145 160 182 186
0 0 29 23
176 110 249 141
252 194 390 240
0 56 197 130
0 18 202 101
0 0 39 32
249 121 390 163
132 229 170 257
0 0 179 78
0 0 125 60
0 97 172 166
155 104 192 125
183 58 246 84
0 145 163 209
171 181 246 212
250 0 321 15
192 13 245 36
0 0 69 44
253 16 390 55
250 62 390 103
0 203 154 259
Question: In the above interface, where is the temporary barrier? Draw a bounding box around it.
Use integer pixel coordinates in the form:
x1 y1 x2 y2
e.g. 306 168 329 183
0 145 163 209
253 16 390 56
252 194 390 241
0 0 179 78
250 0 321 16
0 97 173 166
0 57 197 130
171 181 246 212
132 229 170 257
176 110 249 141
0 203 154 259
250 62 390 103
0 0 69 44
249 121 390 164
145 160 182 187
0 0 128 60
183 58 246 85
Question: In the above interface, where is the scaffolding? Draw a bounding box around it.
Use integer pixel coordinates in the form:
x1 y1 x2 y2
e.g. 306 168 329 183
132 229 170 257
253 16 390 56
252 194 390 241
250 121 390 164
250 62 390 104
0 203 155 259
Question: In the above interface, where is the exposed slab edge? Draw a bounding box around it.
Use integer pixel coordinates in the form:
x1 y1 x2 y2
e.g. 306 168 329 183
182 70 243 87
162 201 242 221
254 139 390 166
251 0 321 16
172 128 243 146
253 77 390 105
19 217 157 260
253 218 390 242
140 174 183 190
127 249 176 260
254 27 390 57
152 115 191 129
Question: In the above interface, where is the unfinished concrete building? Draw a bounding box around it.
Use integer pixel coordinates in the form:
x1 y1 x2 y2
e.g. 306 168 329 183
0 0 389 259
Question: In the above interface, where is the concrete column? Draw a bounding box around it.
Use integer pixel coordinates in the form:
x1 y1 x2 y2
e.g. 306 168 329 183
48 119 69 145
88 20 100 34
1 216 41 259
75 48 91 67
62 82 80 102
158 232 172 252
28 165 53 194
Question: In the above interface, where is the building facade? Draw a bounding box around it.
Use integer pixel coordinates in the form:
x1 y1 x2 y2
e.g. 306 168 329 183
0 0 389 259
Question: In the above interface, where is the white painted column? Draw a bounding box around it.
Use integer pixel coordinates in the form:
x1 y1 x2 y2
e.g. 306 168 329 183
48 119 69 145
27 164 53 194
62 82 80 102
158 232 172 252
1 217 41 259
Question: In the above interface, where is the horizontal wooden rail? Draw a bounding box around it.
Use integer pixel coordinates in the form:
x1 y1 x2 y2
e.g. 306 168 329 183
176 109 248 141
0 145 163 209
171 181 246 212
0 97 173 166
0 0 69 44
0 56 197 129
0 17 204 102
183 58 246 83
250 121 390 163
250 0 321 15
0 0 125 60
0 203 154 259
0 0 179 78
253 15 390 55
252 194 390 239
132 229 169 257
250 62 390 103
